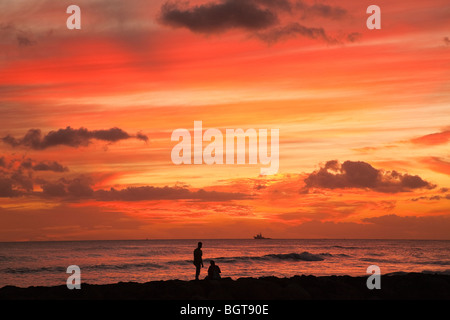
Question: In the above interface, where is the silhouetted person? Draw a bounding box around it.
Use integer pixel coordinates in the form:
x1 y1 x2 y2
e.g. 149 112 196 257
206 260 221 280
193 242 203 280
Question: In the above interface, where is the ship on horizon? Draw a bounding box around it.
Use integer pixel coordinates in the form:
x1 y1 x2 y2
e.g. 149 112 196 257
253 233 271 239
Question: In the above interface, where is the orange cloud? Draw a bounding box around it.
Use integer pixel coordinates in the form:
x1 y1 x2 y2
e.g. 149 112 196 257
420 157 450 176
410 129 450 146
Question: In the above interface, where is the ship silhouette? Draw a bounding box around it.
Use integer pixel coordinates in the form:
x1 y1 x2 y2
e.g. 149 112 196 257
253 232 271 239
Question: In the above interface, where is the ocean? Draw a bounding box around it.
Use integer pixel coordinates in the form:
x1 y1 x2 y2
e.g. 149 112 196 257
1 239 449 288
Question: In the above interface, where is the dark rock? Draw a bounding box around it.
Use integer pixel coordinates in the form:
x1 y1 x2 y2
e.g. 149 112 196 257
1 273 449 300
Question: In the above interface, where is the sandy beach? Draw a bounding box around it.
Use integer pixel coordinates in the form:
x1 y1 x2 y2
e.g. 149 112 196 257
1 273 449 300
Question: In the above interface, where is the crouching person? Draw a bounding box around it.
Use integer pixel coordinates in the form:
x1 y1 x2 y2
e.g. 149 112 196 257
206 260 221 280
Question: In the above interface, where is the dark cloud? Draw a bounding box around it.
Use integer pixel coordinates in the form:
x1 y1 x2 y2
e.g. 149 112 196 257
33 162 68 172
0 171 32 197
159 0 279 33
159 0 358 44
35 177 249 202
346 32 362 43
0 23 36 47
67 177 95 198
256 0 292 11
0 158 90 198
256 22 335 44
135 132 149 142
296 1 347 20
1 156 69 187
444 37 450 46
0 154 249 201
303 160 435 193
10 171 33 192
94 186 249 202
0 178 15 197
411 194 450 202
40 176 94 199
16 34 36 47
20 159 68 172
41 182 67 197
2 126 149 150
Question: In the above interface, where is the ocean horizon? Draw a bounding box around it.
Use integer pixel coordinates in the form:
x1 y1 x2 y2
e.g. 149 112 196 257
1 239 449 288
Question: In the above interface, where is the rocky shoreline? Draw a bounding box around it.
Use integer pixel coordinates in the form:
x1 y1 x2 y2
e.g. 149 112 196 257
1 273 449 300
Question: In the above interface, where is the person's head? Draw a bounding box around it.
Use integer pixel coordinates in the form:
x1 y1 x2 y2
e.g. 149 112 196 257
210 260 215 266
197 241 202 248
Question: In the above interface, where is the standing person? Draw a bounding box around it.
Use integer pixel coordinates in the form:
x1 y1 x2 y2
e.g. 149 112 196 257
193 241 203 280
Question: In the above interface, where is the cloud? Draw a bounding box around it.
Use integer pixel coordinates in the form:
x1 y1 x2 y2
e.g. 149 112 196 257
0 156 67 197
352 145 398 154
420 157 450 176
346 32 362 43
284 214 450 239
410 128 450 146
362 214 450 236
159 0 359 44
2 126 148 150
0 178 15 197
40 176 94 199
296 1 347 20
10 171 33 192
302 160 435 193
256 22 336 44
0 204 147 241
0 23 36 47
159 0 279 33
444 37 450 46
35 175 249 202
16 33 36 47
413 195 450 201
41 182 67 197
0 173 31 197
0 154 250 201
20 159 68 172
94 186 250 202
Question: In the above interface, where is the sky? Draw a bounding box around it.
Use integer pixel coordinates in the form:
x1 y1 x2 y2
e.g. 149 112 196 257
0 0 449 241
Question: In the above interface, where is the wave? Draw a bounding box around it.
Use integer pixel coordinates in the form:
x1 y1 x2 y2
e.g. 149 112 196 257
1 262 165 274
165 251 331 265
264 252 325 261
0 255 37 262
2 266 67 274
418 260 450 266
84 262 164 271
211 251 328 263
361 258 450 266
329 246 362 250
0 251 336 275
360 257 403 264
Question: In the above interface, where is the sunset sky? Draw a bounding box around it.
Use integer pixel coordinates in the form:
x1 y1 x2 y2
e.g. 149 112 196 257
0 0 449 241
